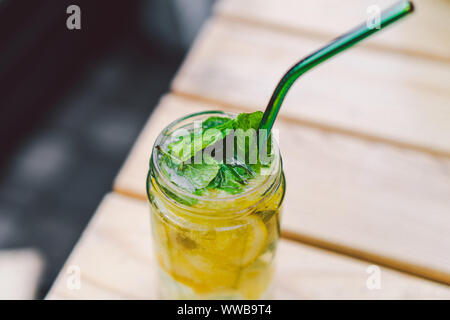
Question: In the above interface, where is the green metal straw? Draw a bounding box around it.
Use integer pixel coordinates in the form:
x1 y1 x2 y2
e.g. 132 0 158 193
259 0 414 135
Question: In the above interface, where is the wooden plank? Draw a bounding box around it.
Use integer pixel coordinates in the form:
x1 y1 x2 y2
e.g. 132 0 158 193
46 193 156 300
216 0 450 62
113 94 450 284
172 17 450 156
46 193 450 299
0 249 44 299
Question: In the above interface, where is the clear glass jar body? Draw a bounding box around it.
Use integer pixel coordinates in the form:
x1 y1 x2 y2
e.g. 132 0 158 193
147 111 285 299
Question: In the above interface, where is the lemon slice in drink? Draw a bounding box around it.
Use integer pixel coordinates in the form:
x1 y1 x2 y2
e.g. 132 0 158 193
156 213 268 294
210 214 268 266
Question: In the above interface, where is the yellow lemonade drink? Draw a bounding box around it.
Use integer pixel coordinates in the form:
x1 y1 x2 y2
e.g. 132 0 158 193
147 111 285 299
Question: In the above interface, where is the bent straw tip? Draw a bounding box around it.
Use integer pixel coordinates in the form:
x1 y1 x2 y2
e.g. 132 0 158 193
401 0 415 13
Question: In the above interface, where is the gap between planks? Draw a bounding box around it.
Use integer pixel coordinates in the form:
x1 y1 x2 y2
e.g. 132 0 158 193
216 12 450 65
214 0 450 64
171 91 450 159
47 193 450 299
171 16 450 157
281 230 450 287
114 187 450 287
113 92 450 286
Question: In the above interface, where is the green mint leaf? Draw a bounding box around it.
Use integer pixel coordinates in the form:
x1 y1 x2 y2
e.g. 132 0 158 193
216 165 244 194
166 134 191 161
156 145 182 167
158 111 274 200
158 146 219 191
233 111 273 169
158 147 197 192
181 158 220 190
233 111 263 131
204 165 244 195
202 116 230 129
167 118 234 162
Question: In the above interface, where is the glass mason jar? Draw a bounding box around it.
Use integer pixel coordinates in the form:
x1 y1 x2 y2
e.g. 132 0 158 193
146 111 285 299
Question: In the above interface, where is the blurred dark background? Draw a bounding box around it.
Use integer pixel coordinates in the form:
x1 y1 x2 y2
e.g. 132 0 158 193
0 0 214 298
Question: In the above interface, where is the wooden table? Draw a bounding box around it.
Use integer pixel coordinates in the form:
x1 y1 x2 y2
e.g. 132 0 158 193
47 0 450 299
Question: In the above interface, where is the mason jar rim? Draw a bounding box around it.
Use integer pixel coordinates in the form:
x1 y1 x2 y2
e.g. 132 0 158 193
147 110 283 214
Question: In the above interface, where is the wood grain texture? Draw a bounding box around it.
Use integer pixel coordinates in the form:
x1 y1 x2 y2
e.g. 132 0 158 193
216 0 450 62
113 94 450 284
46 193 450 299
172 18 450 156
